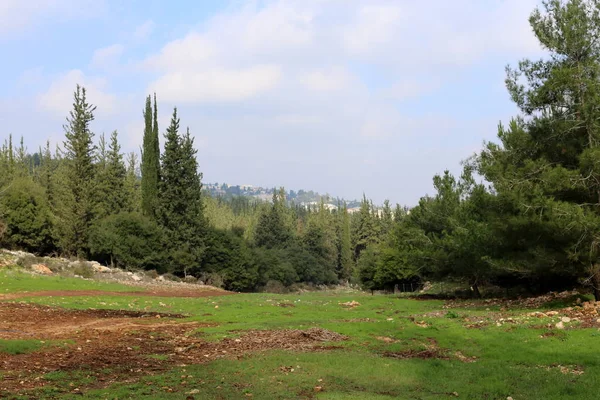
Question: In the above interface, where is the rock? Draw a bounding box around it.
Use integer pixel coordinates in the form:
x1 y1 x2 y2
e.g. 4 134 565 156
340 301 361 308
131 274 142 282
187 389 200 395
555 321 565 330
561 317 571 323
90 261 111 273
31 264 53 275
507 397 514 400
547 311 559 316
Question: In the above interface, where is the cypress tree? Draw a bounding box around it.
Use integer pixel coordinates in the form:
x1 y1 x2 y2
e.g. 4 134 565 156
141 94 160 218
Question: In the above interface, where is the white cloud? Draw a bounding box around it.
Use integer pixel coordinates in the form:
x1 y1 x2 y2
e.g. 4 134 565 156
380 79 440 101
0 0 105 36
150 65 282 103
90 44 124 69
343 4 404 54
301 66 352 92
37 70 117 116
144 33 216 71
133 20 155 40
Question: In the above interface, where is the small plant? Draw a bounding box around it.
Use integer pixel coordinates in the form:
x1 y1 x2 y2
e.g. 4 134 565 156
162 273 182 282
72 263 94 279
145 269 159 279
445 310 459 319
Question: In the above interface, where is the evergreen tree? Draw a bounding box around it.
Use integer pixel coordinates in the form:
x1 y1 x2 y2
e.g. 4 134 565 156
255 189 292 249
125 152 141 212
478 0 600 299
58 85 97 256
158 109 206 274
381 199 393 236
336 202 353 280
95 131 128 219
351 194 378 261
141 94 160 218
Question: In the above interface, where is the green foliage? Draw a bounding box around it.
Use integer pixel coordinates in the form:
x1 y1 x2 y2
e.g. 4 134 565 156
0 177 55 254
88 212 164 271
58 85 97 256
95 131 128 219
157 109 206 275
141 94 160 218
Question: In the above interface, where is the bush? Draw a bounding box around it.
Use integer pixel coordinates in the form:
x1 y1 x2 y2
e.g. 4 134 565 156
162 273 182 282
263 280 287 294
88 212 165 271
72 263 94 279
198 272 224 288
0 178 55 254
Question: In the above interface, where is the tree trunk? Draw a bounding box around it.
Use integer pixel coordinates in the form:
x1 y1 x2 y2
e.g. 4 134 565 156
471 282 482 299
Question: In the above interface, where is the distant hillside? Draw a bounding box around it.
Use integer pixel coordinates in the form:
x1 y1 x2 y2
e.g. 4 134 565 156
203 183 363 209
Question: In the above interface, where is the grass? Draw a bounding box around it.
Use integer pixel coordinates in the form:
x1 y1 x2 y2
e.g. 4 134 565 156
1 273 600 399
0 269 141 294
0 339 48 355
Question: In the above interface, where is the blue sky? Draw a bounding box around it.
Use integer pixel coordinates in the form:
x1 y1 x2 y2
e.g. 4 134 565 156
0 0 544 205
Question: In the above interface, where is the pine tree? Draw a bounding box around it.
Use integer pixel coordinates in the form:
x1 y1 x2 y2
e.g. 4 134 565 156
381 199 393 236
477 0 600 299
158 109 206 274
95 131 128 219
141 94 160 218
337 202 353 280
37 141 55 207
351 194 378 261
59 84 97 256
125 152 141 212
255 188 292 248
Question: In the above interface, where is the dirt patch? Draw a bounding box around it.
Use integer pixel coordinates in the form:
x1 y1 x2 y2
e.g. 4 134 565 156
383 349 450 360
0 303 346 396
0 288 232 301
0 302 188 339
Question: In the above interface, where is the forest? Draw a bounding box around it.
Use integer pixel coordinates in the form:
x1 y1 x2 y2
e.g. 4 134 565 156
2 0 600 300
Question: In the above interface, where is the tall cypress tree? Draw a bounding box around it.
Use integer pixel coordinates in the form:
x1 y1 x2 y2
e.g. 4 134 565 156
141 94 160 217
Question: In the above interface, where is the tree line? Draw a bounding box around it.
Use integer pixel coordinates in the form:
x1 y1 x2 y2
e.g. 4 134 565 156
2 0 600 299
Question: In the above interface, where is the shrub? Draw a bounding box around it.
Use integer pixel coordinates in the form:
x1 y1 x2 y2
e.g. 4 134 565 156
263 280 287 294
72 263 94 279
0 178 55 254
198 272 224 288
162 273 182 282
88 212 165 271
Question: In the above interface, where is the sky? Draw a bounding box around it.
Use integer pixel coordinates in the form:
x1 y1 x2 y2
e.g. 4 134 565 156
0 0 546 205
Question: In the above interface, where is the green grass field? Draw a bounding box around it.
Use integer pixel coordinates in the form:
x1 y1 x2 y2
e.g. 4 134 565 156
1 271 599 399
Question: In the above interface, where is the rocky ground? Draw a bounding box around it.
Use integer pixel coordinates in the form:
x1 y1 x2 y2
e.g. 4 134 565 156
0 301 345 393
0 249 225 293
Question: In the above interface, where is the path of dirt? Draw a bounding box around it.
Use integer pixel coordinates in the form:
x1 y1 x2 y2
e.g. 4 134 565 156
0 288 232 301
0 302 346 396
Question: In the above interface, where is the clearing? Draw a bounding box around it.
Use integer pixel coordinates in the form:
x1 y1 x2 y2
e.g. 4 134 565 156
1 270 600 399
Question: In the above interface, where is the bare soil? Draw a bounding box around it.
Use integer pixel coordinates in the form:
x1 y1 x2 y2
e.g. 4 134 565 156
0 288 233 301
0 302 346 395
